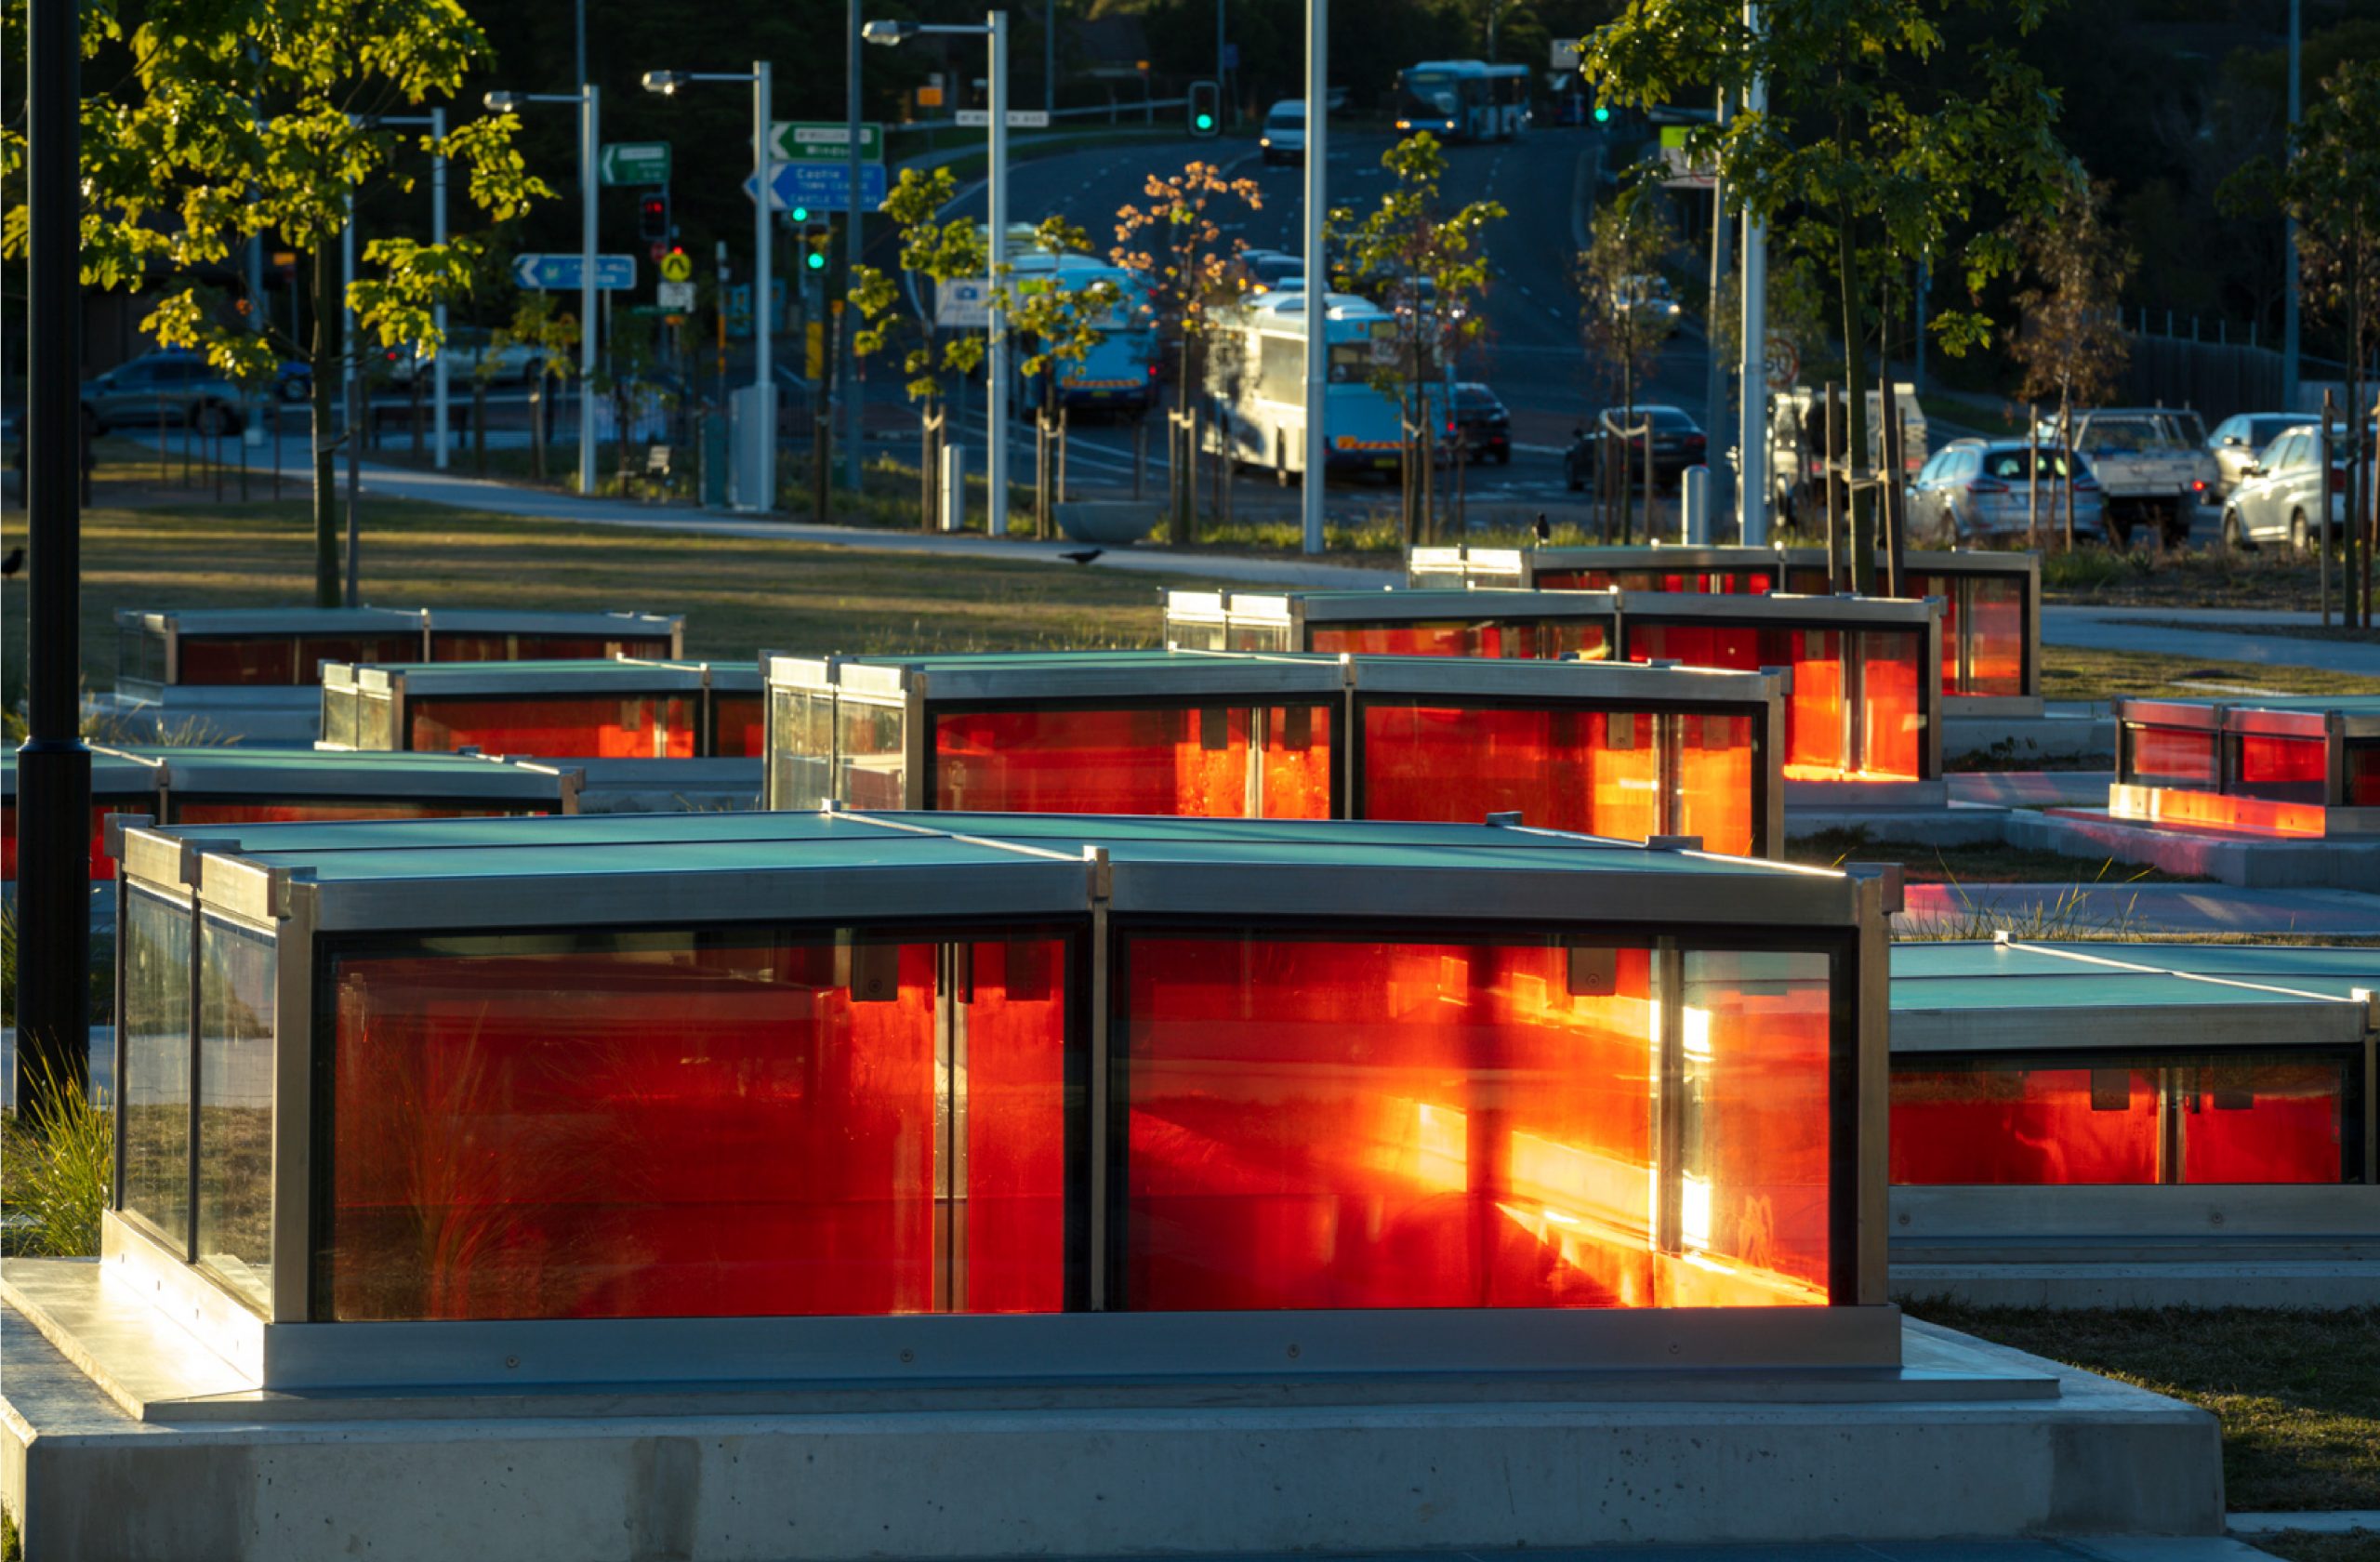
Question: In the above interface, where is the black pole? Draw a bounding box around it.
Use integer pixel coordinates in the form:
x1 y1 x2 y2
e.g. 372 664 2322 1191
17 0 93 1113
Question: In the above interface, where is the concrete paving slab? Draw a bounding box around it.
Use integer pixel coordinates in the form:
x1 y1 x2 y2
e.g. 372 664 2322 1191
1897 880 2380 937
1947 772 2117 810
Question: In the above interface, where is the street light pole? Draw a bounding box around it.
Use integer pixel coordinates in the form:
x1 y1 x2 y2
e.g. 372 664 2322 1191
579 83 601 496
846 1 865 491
2283 0 2301 410
1300 0 1327 555
756 60 775 510
17 0 92 1109
987 12 1012 536
1736 0 1769 547
431 106 450 469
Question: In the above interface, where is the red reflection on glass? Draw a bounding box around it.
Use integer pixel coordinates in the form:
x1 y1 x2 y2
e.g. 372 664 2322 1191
1119 936 1829 1310
2235 735 2330 804
1961 577 2025 698
1675 713 1757 856
407 695 696 758
0 801 121 881
2181 1061 2347 1184
174 801 547 827
1889 1066 2159 1184
713 695 767 759
1859 630 1922 780
1357 702 1686 844
1538 569 1773 596
2126 726 2216 788
932 705 1331 818
1306 622 1606 660
430 634 676 662
328 934 1070 1320
2349 745 2379 807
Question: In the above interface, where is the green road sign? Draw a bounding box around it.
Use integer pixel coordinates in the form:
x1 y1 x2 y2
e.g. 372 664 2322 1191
770 121 884 164
600 141 670 186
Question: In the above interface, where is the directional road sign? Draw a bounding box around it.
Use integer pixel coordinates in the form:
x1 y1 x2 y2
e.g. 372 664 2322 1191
956 109 1051 128
599 141 670 186
936 277 993 330
512 253 638 291
770 121 883 164
744 161 888 214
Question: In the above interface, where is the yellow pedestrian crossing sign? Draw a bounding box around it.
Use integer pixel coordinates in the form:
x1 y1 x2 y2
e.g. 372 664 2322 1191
659 249 694 283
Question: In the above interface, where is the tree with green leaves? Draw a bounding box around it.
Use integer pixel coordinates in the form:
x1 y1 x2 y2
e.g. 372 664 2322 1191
1112 161 1263 546
1010 220 1124 539
2228 60 2380 626
1329 133 1504 546
851 165 990 531
2006 179 2133 551
488 296 582 484
1 0 550 605
1575 187 1675 545
1582 0 2073 588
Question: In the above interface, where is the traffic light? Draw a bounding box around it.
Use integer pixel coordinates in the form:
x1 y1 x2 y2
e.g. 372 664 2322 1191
802 220 833 272
1593 101 1611 124
789 204 811 223
638 191 669 242
1187 80 1220 137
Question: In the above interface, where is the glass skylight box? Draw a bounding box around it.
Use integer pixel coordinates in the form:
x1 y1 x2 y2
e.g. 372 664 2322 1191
764 650 1786 857
1165 590 1941 789
104 810 1893 1389
1408 546 2037 709
2113 695 2380 838
318 657 764 760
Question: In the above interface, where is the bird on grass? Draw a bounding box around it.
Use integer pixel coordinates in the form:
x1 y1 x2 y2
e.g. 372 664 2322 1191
1058 548 1104 566
1 546 22 576
1531 513 1551 545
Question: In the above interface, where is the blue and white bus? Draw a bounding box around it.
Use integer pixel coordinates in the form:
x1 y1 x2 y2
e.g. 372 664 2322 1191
1012 253 1162 416
1204 290 1435 480
1483 63 1531 138
1394 60 1494 141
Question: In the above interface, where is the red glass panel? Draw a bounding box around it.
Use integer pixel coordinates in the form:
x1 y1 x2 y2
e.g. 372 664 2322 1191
407 695 696 758
932 705 1331 819
176 636 296 686
1858 630 1923 780
430 633 677 663
1306 622 1605 660
2126 725 2217 788
1782 569 1830 593
1356 702 1666 842
327 932 1070 1320
1533 568 1617 590
2234 734 2330 804
1889 1066 2160 1184
2182 1061 2347 1184
1629 622 1856 779
2349 744 2380 807
1675 713 1758 856
1964 577 2025 698
1120 935 1830 1310
174 801 546 827
0 801 120 881
713 695 767 759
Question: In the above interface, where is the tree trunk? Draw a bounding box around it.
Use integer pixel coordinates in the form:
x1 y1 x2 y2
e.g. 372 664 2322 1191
2061 390 2076 551
311 243 340 606
1834 87 1873 594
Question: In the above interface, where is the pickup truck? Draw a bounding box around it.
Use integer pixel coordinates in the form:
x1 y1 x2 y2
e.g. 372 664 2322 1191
2040 408 2215 548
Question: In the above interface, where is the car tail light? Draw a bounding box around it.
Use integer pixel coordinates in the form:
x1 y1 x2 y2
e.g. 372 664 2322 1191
2190 479 2207 494
1686 433 1706 449
1446 420 1456 434
1965 478 2010 495
2333 466 2348 494
2072 473 2099 492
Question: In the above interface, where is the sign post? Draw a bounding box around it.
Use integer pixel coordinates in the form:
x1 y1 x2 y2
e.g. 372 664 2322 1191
744 162 888 214
513 253 640 291
599 140 671 185
769 121 883 162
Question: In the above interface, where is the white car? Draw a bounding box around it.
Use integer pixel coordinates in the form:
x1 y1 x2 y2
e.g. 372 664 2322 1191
381 326 541 386
1260 100 1305 165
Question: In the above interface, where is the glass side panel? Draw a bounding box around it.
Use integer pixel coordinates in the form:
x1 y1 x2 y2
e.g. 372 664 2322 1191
1964 576 2026 698
932 704 1332 819
429 632 678 662
1782 568 1830 593
120 623 166 685
121 889 193 1250
1890 1064 2162 1184
298 636 419 683
712 694 766 759
323 685 357 749
2124 724 2217 788
176 635 297 687
325 929 1073 1320
174 801 546 826
1355 701 1671 843
1307 620 1605 660
1166 619 1229 651
1674 712 1759 856
1858 630 1924 780
1118 933 1832 1310
1627 623 1858 779
1678 950 1833 1297
2180 1058 2351 1184
360 688 393 749
770 685 837 810
2349 742 2380 807
0 801 121 883
407 695 697 759
196 917 276 1308
1223 623 1295 653
2232 734 2330 804
839 700 908 810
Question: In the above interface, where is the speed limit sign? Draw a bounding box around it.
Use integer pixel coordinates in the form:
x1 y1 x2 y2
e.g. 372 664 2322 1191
1765 334 1800 390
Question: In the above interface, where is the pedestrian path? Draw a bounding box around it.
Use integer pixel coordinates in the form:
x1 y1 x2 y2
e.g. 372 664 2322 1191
2041 604 2380 677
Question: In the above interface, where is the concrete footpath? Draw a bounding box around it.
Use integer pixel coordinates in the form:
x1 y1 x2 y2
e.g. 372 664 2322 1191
2042 604 2380 678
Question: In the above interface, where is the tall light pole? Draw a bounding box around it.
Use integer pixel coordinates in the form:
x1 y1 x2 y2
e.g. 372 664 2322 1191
1702 86 1733 525
365 111 452 469
1300 0 1327 555
486 85 602 496
1736 1 1769 546
643 64 775 510
2284 0 2301 409
866 15 1012 536
846 1 866 491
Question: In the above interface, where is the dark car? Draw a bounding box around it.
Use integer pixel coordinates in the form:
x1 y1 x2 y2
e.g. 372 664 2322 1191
1565 404 1706 489
79 351 248 436
1447 382 1511 465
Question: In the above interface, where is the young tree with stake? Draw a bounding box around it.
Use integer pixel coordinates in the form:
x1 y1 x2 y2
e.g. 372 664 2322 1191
2006 179 2133 551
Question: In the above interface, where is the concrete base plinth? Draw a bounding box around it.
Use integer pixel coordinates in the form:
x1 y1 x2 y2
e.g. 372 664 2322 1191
1788 801 2014 846
2005 809 2380 889
1943 709 2113 768
3 1264 2223 1560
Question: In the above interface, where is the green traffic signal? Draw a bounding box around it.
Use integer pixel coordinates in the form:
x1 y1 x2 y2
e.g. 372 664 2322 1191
1194 112 1214 131
1593 104 1611 123
790 204 811 222
806 249 828 271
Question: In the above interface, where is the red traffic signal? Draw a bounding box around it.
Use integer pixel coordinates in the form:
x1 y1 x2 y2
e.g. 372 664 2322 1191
638 192 669 242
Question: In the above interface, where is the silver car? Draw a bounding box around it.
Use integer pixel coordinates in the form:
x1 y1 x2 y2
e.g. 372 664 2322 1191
2221 424 2344 551
1905 439 2103 545
2206 411 2316 498
79 352 250 436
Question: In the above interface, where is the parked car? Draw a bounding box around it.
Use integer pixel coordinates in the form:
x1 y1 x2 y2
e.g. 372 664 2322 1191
2037 407 2214 549
2221 423 2348 552
383 326 541 387
273 359 314 403
1767 383 1929 523
1232 249 1303 296
79 351 248 436
2206 411 2317 497
1565 404 1706 489
1613 274 1682 338
1906 439 2103 545
1259 100 1306 165
1447 382 1512 465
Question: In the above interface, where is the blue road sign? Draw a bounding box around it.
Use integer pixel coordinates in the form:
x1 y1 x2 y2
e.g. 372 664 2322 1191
511 253 638 291
742 162 890 214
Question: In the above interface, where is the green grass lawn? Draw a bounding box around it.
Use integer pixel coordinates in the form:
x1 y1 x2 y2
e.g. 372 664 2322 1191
1910 1304 2380 1516
1788 828 2200 886
2040 644 2380 704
